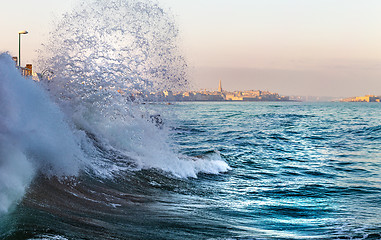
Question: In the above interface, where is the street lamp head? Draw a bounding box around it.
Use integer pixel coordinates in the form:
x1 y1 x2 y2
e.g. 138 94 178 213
18 30 29 67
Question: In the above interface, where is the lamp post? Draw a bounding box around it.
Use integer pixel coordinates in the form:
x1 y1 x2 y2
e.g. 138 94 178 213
18 30 28 67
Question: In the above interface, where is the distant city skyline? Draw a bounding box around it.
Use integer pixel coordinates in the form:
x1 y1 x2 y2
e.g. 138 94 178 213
1 0 380 97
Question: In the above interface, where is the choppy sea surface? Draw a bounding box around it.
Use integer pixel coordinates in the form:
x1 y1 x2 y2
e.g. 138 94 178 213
1 101 381 240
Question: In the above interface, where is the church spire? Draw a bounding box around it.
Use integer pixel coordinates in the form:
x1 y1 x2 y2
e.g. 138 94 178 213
218 80 222 92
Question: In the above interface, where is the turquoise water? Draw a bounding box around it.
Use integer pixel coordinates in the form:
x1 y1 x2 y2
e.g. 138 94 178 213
1 102 381 239
166 102 381 239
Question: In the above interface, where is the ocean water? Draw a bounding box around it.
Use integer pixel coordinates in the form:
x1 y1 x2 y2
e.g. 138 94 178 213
166 102 381 239
1 83 381 239
1 0 380 238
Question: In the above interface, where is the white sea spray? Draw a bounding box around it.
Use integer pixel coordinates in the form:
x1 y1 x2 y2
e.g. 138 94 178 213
35 0 229 179
0 53 86 214
0 0 230 215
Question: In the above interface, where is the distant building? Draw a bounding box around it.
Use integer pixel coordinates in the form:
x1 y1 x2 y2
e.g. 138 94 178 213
163 90 173 98
218 80 222 92
12 57 18 65
340 95 381 102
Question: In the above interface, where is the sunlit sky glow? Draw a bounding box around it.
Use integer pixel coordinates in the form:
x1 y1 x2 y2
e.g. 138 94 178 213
1 0 380 97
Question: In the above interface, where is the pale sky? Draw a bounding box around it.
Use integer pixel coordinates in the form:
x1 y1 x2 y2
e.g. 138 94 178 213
1 0 380 97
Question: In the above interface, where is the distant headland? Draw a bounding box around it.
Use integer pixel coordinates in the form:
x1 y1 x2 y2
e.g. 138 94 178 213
137 80 291 102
